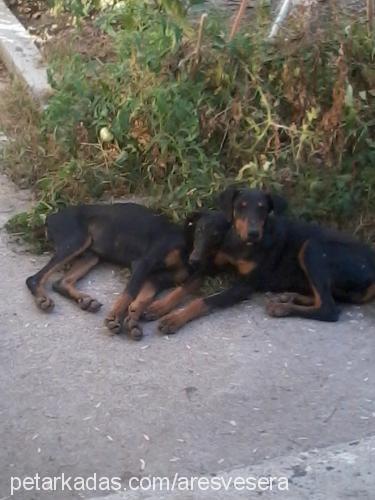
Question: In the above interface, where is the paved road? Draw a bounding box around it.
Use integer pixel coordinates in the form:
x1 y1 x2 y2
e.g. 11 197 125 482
0 173 374 500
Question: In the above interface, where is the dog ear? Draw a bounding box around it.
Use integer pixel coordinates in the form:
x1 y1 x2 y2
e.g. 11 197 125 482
218 186 239 222
184 211 204 251
185 211 205 230
267 193 288 215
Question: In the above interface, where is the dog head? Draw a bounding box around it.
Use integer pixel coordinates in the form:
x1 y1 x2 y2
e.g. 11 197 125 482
185 210 230 268
218 186 287 243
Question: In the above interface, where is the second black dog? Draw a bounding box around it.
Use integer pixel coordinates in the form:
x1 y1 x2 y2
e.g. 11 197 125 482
26 203 191 339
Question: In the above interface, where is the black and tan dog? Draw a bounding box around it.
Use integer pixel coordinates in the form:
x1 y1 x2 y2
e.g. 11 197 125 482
25 203 232 339
26 203 192 339
142 209 231 322
156 187 375 333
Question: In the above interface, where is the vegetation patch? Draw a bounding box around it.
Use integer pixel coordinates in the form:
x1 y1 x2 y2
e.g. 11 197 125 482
1 0 374 250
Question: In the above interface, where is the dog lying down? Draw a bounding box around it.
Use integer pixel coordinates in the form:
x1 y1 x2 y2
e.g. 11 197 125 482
26 191 375 338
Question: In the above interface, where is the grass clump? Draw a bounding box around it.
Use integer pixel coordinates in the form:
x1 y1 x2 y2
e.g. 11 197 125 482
1 0 374 249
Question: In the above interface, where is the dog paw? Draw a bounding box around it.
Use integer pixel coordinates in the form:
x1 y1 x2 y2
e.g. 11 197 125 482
265 300 291 317
78 296 102 313
142 310 158 321
104 314 123 335
36 295 55 312
125 317 144 341
143 302 167 321
158 314 181 335
127 302 143 321
128 301 137 313
273 293 296 304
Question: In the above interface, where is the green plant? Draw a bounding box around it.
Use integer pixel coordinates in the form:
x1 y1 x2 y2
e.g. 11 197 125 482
50 0 119 17
3 0 375 247
49 0 204 19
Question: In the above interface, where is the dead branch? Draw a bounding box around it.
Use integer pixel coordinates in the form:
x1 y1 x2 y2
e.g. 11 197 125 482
229 0 248 41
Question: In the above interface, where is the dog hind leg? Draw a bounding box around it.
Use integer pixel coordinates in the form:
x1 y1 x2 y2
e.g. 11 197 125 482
52 252 101 312
26 234 92 312
266 240 339 322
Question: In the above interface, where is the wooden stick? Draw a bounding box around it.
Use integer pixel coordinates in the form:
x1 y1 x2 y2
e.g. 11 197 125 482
195 13 208 66
229 0 248 41
189 13 208 79
367 0 374 35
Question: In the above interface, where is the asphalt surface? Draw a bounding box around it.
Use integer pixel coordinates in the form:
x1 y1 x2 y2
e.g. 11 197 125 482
0 172 374 500
94 435 375 500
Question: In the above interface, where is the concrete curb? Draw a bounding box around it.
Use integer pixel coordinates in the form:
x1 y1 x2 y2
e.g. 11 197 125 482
0 0 52 105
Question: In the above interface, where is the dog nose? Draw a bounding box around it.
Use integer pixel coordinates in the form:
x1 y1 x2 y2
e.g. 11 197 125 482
248 229 260 240
189 256 199 264
189 252 200 266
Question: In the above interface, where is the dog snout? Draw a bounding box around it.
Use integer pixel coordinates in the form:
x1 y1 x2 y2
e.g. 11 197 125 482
248 228 260 241
189 250 201 267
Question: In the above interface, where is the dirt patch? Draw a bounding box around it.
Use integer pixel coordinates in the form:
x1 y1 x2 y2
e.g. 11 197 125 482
4 0 115 62
5 0 69 45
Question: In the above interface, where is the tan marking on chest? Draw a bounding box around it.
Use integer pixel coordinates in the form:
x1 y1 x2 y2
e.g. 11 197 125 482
237 259 257 275
214 251 233 267
165 249 182 268
174 267 189 284
214 252 256 275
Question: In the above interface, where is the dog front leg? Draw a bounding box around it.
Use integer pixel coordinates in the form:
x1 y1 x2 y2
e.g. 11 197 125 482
158 281 254 335
104 255 162 335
